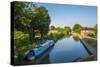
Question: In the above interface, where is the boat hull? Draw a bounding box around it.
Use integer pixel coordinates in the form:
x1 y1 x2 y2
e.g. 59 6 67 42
24 40 55 60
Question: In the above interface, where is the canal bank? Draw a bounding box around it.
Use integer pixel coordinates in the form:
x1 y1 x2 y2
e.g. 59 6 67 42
78 35 97 61
79 39 93 55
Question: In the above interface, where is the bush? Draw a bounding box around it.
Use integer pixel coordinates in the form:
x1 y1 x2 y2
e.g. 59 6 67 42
14 31 36 64
48 33 65 41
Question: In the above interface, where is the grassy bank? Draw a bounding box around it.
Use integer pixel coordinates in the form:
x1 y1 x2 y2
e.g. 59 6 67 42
80 38 97 61
83 38 97 49
81 55 97 61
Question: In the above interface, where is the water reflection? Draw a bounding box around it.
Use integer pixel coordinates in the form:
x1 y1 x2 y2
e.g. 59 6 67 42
72 36 80 42
65 34 71 38
49 36 89 63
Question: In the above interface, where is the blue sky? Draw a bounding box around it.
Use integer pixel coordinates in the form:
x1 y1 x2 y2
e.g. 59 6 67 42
36 3 97 28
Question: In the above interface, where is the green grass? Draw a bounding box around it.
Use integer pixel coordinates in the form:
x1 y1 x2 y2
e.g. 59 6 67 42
81 55 96 61
83 38 97 49
81 38 97 61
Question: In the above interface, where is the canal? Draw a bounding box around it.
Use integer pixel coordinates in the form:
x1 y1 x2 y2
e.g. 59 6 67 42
24 36 89 65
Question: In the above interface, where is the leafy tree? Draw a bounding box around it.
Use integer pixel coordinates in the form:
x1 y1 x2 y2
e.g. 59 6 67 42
94 24 97 36
64 26 71 34
30 7 51 39
14 2 51 40
73 24 82 33
14 2 37 32
50 25 55 30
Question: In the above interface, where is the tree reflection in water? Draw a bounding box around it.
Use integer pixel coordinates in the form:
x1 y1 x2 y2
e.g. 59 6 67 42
72 36 80 42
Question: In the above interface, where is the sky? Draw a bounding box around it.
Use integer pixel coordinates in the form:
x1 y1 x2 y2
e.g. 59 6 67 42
36 3 97 28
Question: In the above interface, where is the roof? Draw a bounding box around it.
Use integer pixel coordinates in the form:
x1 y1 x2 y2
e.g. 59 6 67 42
82 27 95 30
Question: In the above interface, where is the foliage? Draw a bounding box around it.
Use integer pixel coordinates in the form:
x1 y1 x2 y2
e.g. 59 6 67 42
14 2 36 32
81 55 96 61
30 7 51 38
64 26 71 34
14 2 51 40
83 38 97 49
56 26 71 35
48 33 65 41
48 26 71 41
94 24 97 36
50 25 55 30
13 2 51 64
14 30 36 63
73 24 82 33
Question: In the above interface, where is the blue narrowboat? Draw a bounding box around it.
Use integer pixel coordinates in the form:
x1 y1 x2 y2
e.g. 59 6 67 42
24 40 55 60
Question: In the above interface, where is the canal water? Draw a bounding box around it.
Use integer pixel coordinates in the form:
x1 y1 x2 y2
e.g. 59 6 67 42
24 36 89 65
49 36 89 63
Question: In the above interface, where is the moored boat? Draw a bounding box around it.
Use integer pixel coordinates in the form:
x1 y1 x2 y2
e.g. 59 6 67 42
24 40 55 60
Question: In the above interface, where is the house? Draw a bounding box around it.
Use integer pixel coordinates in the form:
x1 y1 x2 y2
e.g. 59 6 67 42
80 27 95 38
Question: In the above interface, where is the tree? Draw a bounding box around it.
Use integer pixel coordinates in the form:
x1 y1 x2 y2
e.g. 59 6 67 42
50 26 55 30
73 24 82 33
14 2 37 32
94 24 97 36
64 26 71 34
14 2 51 40
30 7 51 39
